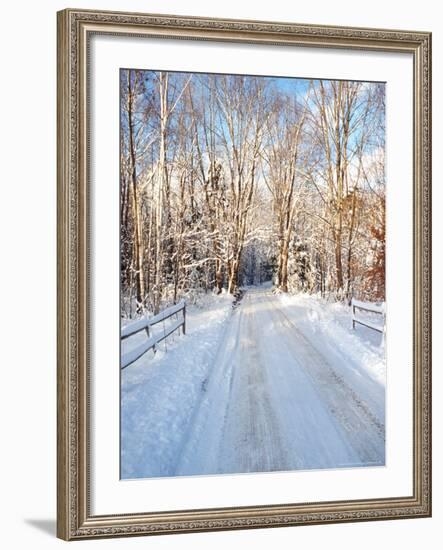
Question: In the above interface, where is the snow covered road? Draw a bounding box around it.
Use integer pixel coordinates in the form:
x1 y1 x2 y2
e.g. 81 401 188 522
121 287 385 479
176 287 385 476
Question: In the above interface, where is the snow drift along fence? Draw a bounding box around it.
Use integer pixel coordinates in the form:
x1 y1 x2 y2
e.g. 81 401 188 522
351 299 385 334
121 301 186 369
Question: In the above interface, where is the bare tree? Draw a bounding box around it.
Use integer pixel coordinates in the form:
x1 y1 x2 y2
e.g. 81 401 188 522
126 70 145 312
306 80 380 298
215 75 269 293
262 93 309 292
120 70 386 317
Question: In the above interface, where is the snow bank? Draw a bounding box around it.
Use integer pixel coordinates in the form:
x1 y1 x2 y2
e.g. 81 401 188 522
277 292 386 385
121 291 234 479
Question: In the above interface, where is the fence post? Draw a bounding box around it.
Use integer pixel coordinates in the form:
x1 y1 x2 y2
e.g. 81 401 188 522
352 301 355 330
182 302 186 335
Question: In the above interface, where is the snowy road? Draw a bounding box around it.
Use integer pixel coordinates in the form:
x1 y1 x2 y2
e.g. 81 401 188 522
175 287 385 476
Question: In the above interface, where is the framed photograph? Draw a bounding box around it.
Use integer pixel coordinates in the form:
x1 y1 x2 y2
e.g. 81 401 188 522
57 8 431 540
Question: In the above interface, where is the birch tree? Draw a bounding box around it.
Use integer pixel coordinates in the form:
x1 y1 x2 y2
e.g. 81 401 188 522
119 70 386 317
215 75 269 293
262 94 309 292
307 80 380 298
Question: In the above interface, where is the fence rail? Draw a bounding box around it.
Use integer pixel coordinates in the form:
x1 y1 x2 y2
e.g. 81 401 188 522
121 301 186 369
351 299 385 334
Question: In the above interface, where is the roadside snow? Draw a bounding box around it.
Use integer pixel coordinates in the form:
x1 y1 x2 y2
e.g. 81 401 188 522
121 291 234 479
277 292 386 385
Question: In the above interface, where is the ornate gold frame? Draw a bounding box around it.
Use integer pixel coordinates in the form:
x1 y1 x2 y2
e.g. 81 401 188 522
57 8 431 540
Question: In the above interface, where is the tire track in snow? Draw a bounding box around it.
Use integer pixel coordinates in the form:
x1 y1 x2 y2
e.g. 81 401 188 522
216 292 291 473
175 287 385 476
263 291 385 464
174 302 243 476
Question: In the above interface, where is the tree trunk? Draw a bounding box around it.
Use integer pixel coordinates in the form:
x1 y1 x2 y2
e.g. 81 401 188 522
227 258 239 294
279 238 289 292
334 228 344 293
215 259 223 294
153 72 169 314
345 190 357 301
127 70 145 313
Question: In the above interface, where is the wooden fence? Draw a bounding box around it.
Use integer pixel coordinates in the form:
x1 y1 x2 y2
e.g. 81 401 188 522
121 301 186 369
351 299 385 334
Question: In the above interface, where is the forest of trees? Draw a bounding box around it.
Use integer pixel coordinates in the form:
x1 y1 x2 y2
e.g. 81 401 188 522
120 70 385 317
